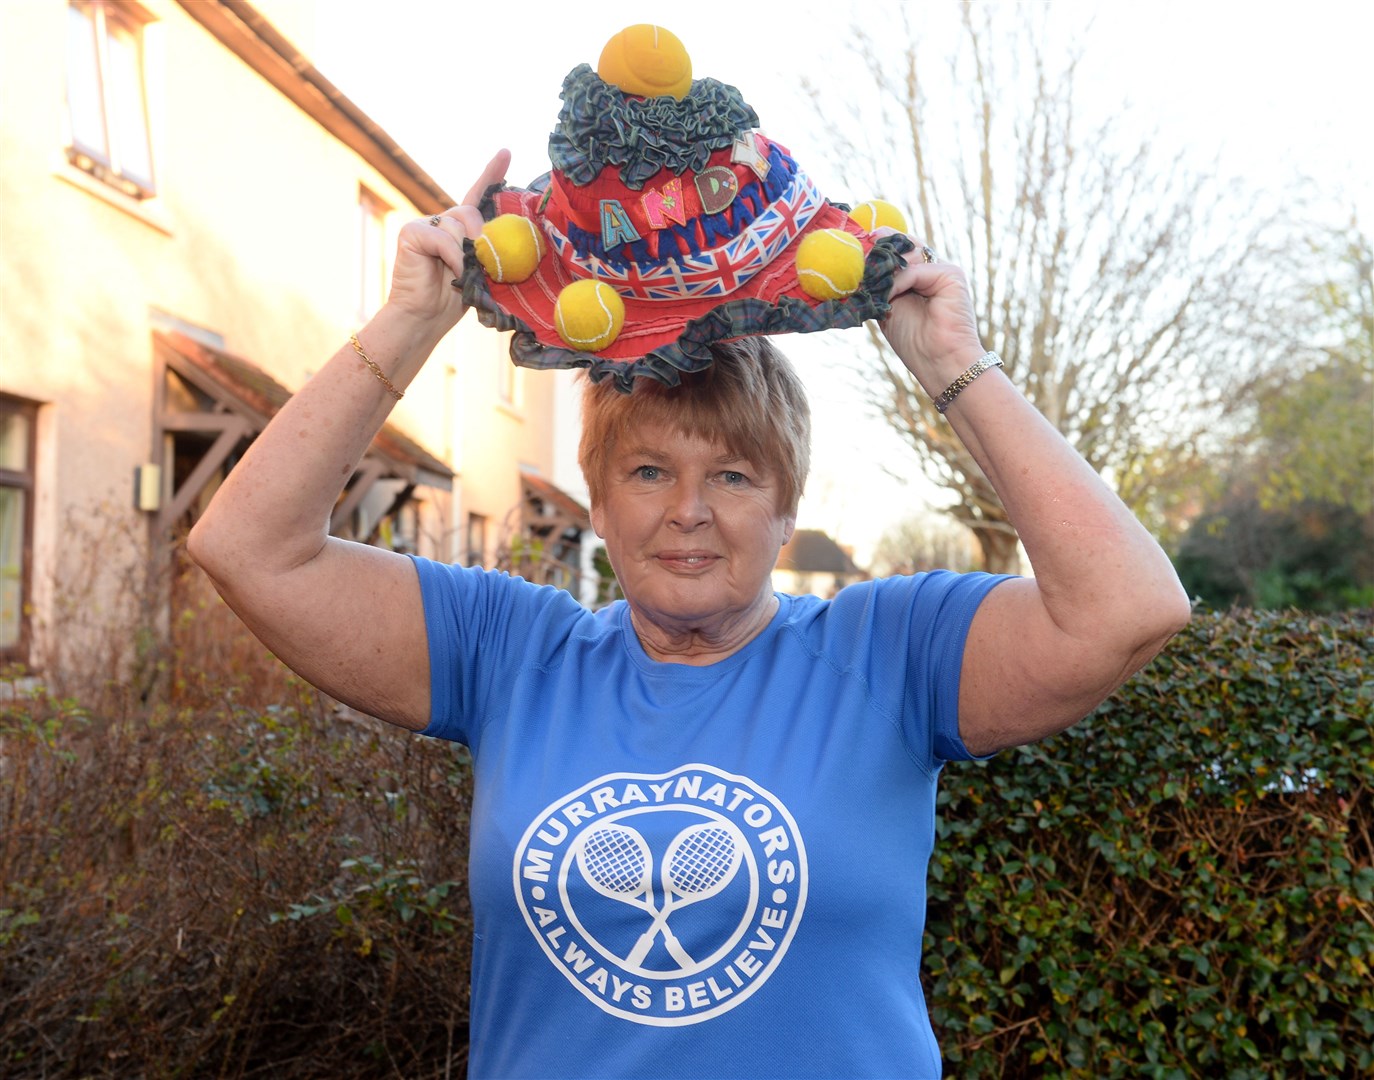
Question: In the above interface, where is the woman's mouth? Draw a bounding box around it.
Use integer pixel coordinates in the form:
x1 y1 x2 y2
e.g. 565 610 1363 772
657 552 718 568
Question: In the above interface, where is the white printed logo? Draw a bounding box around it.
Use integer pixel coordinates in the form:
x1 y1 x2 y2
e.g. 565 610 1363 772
512 763 808 1026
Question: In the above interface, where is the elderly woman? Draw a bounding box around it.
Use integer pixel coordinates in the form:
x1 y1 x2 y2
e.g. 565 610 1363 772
189 153 1188 1078
191 30 1188 1079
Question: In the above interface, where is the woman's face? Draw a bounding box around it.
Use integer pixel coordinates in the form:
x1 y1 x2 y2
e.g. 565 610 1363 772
591 418 795 646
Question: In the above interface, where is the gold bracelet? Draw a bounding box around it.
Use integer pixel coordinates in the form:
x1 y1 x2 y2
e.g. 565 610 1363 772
934 352 1003 414
348 332 404 400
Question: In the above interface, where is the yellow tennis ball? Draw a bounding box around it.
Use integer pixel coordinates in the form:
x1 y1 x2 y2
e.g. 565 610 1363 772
848 199 909 234
597 25 693 100
796 229 866 301
554 280 626 352
474 214 545 283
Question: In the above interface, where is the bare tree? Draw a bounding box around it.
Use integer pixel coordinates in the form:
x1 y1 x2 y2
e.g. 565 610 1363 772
869 514 984 577
807 5 1300 571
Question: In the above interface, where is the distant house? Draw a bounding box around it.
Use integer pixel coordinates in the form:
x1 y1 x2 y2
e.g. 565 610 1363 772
0 0 587 679
772 529 868 598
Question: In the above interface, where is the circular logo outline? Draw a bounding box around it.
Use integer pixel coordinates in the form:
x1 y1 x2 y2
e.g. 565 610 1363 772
512 763 808 1026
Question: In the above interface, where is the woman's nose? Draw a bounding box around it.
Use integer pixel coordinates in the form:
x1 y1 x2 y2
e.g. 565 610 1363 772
667 479 711 529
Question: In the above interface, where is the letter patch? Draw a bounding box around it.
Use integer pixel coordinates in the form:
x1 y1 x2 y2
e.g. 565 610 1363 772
600 199 642 248
731 133 771 180
640 177 688 229
695 166 739 214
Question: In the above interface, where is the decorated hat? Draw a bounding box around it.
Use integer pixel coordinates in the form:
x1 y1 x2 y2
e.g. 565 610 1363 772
459 24 915 392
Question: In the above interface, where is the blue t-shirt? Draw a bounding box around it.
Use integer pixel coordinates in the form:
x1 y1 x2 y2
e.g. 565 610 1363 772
414 559 1007 1080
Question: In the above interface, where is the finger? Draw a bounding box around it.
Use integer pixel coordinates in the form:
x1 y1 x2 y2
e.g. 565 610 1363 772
429 208 488 281
876 229 936 301
431 230 467 281
888 252 940 301
404 218 467 280
873 226 934 253
892 251 971 299
428 209 469 243
450 204 485 236
888 260 925 301
461 148 512 207
428 205 484 236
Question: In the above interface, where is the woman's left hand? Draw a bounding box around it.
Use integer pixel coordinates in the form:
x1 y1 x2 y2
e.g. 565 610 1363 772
880 237 987 389
386 149 512 331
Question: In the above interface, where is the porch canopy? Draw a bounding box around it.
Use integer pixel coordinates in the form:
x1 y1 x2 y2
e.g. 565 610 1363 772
152 329 452 540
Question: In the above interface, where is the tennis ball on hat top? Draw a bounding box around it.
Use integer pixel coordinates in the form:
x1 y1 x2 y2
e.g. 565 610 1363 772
597 24 693 100
473 214 546 283
848 199 909 234
796 228 866 301
555 280 626 352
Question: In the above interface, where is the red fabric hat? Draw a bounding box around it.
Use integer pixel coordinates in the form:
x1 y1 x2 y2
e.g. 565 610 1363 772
459 29 913 392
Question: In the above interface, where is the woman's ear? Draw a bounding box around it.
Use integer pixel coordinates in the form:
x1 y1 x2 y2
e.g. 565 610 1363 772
590 503 606 539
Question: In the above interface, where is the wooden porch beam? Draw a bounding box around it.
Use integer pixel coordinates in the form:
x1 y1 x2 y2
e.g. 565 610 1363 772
330 458 386 536
157 412 249 433
157 417 251 531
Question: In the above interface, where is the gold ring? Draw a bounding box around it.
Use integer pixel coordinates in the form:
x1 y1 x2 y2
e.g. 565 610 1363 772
921 245 937 264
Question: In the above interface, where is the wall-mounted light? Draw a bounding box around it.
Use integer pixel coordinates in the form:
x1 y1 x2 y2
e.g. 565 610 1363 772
134 464 161 512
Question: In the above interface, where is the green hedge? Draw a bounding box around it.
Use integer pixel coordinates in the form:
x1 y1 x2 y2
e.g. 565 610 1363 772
925 609 1374 1077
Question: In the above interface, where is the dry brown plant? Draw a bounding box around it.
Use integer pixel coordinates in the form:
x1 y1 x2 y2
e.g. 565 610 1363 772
1 536 476 1077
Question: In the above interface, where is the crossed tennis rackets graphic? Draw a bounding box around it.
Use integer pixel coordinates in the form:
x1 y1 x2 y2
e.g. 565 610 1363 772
576 820 745 969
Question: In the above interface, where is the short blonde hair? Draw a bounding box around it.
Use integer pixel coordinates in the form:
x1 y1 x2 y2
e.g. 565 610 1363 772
578 338 811 514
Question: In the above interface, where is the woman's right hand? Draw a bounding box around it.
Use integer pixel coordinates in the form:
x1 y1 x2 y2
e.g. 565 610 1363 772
880 235 986 391
386 149 512 329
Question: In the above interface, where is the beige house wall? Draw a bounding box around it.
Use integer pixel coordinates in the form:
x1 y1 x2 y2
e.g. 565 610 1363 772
0 0 570 677
455 339 576 564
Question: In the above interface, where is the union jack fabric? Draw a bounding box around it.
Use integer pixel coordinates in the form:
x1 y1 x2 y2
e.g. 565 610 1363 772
543 170 826 302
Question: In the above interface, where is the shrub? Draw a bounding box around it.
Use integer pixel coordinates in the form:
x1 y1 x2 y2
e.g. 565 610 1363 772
0 577 475 1078
925 608 1373 1077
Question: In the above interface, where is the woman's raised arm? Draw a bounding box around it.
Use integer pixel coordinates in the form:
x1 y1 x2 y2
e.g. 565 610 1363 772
881 249 1191 756
187 151 510 731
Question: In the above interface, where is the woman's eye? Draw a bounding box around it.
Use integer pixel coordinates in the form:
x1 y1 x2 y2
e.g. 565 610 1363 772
722 471 746 485
635 466 661 481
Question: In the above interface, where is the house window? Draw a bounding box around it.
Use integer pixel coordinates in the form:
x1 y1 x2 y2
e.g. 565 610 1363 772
466 512 488 566
0 398 38 665
65 0 156 199
359 187 390 320
497 355 523 410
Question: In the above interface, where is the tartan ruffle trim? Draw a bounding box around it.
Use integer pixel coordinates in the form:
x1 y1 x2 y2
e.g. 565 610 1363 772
459 233 915 394
549 65 759 191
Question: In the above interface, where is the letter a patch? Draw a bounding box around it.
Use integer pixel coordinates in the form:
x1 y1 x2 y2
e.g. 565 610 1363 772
600 199 642 248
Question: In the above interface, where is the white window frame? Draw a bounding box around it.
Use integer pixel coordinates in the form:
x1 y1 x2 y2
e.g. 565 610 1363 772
358 186 392 322
64 0 157 200
0 396 39 666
